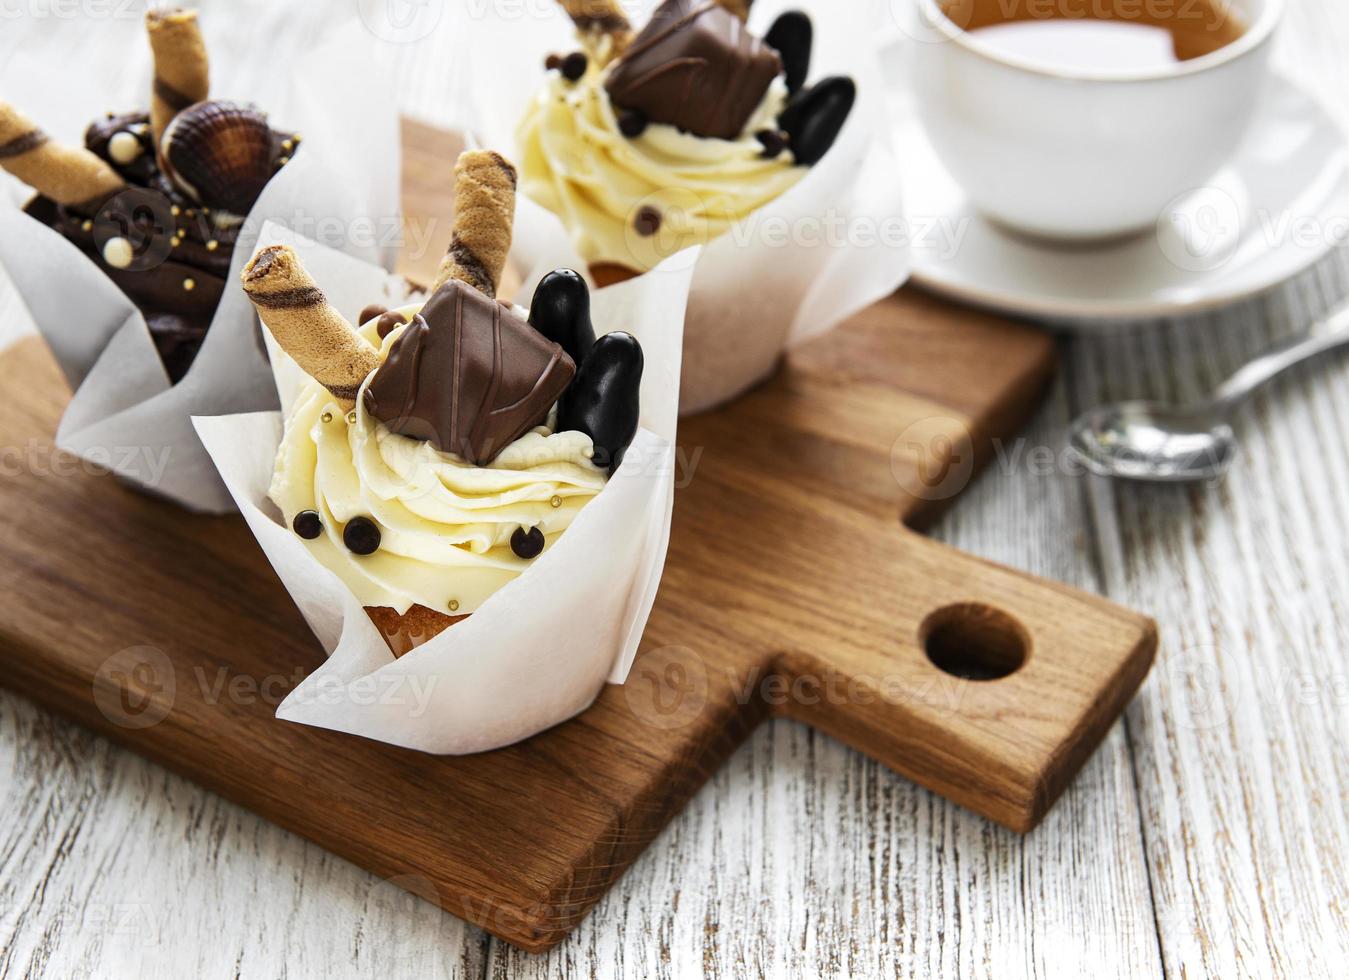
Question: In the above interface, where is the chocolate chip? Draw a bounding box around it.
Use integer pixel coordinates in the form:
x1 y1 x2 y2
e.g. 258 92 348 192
293 510 322 540
377 310 408 339
618 109 648 139
561 51 588 82
634 206 661 237
511 526 546 560
756 129 787 159
359 303 389 326
343 517 381 556
545 53 564 72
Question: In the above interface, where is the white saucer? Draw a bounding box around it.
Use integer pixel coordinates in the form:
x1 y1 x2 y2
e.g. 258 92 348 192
899 73 1349 324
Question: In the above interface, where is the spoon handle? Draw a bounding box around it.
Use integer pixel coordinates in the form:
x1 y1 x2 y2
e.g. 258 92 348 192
1211 304 1349 410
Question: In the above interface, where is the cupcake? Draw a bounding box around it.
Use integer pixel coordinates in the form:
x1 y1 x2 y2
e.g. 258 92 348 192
517 0 856 285
240 151 644 656
0 8 296 382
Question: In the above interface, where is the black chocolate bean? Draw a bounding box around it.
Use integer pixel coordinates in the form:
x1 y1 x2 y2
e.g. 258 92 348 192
528 269 597 366
557 332 644 475
511 526 546 560
765 11 813 95
778 76 855 166
618 108 649 139
343 516 382 556
756 129 787 159
377 310 408 339
293 510 323 540
561 51 588 82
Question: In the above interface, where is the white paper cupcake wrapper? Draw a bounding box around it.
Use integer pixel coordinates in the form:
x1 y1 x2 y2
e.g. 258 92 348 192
0 22 402 512
194 225 696 754
441 0 910 412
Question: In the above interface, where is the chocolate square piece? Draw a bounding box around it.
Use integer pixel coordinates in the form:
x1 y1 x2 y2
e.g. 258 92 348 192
605 0 783 141
363 279 576 465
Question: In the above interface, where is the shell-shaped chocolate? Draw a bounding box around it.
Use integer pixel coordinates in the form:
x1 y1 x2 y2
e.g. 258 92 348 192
161 100 277 215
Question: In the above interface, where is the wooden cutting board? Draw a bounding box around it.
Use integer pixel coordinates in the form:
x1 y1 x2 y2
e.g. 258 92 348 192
0 121 1155 952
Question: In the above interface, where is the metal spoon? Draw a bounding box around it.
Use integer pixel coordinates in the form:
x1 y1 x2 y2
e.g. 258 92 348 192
1069 305 1349 483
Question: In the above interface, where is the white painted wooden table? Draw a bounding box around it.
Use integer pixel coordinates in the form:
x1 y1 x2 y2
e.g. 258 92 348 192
2 2 1348 977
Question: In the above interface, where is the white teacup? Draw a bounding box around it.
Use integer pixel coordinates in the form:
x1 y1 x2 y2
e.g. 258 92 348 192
908 0 1283 241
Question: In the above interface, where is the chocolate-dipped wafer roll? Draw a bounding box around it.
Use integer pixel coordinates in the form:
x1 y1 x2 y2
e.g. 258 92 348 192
432 151 518 298
0 102 126 210
559 0 632 42
241 245 380 407
146 8 211 148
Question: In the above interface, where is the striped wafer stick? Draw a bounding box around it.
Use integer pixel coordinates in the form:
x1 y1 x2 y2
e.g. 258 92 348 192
558 0 632 46
147 8 210 148
0 101 125 210
432 151 517 299
241 245 381 407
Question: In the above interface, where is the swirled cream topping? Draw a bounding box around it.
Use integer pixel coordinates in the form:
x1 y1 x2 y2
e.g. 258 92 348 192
269 308 607 617
517 58 805 273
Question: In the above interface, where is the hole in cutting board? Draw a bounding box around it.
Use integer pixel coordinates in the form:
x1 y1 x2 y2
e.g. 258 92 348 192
921 603 1028 681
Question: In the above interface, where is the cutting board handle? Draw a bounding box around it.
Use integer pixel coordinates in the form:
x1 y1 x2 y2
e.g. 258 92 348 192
770 532 1156 832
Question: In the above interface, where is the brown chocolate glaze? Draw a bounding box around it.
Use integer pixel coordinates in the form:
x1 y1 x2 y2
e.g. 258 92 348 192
24 108 294 383
605 0 782 141
363 280 576 466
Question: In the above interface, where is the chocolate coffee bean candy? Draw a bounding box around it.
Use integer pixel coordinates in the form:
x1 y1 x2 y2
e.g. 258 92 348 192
528 269 597 366
511 526 546 560
778 76 855 166
293 510 323 540
765 11 813 95
343 516 382 555
557 331 644 475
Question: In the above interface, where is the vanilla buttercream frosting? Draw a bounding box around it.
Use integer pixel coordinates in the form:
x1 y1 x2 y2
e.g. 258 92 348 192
517 58 805 272
269 308 607 617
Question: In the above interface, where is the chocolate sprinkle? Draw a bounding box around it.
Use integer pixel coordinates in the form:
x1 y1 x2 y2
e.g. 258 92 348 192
634 206 662 237
343 517 382 556
561 51 589 82
293 510 323 539
377 310 409 339
618 109 649 139
359 303 389 326
511 526 546 560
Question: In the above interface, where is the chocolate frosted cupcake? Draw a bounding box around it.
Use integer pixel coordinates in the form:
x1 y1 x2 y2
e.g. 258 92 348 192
517 0 855 283
0 8 296 382
242 151 644 656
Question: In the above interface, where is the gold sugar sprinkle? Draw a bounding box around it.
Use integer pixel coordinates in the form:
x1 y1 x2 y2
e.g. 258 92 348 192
281 139 294 151
206 240 219 251
182 278 196 291
278 156 290 166
346 411 357 425
169 236 182 248
550 495 562 508
171 205 181 217
321 411 334 423
448 600 460 613
81 220 92 232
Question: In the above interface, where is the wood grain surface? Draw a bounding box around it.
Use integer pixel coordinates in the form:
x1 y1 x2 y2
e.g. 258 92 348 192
2 1 1348 977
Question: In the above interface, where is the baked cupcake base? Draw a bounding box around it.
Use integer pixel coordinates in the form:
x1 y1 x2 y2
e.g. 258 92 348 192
366 604 469 657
